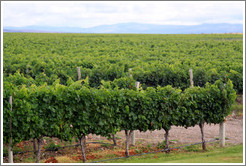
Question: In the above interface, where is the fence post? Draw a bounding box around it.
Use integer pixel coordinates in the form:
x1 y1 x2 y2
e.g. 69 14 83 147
26 67 29 75
219 83 227 147
8 96 13 163
135 82 140 90
129 68 133 146
219 120 225 147
77 67 81 80
130 81 140 146
189 69 194 88
129 68 133 78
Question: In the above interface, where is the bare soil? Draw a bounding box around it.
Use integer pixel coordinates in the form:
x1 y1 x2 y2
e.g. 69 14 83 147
91 115 243 145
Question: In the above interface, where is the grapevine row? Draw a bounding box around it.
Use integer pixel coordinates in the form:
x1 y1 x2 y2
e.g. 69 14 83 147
3 79 236 162
3 33 243 93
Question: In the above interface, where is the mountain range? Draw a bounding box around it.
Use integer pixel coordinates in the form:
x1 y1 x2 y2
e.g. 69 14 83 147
3 23 243 34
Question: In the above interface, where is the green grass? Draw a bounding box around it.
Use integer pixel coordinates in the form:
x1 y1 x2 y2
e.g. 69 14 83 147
231 103 243 115
230 95 243 116
105 144 243 163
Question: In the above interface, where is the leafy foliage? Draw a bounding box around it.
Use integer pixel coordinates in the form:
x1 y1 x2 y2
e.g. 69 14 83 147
3 33 241 159
3 80 236 146
3 33 243 93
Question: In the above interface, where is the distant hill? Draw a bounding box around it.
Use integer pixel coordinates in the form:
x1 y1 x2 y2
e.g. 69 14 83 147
3 23 243 34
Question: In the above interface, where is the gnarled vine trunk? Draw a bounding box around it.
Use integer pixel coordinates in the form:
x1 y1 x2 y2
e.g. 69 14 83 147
164 129 170 153
112 134 117 146
199 122 206 150
36 137 42 163
125 130 133 157
33 138 37 159
78 134 86 163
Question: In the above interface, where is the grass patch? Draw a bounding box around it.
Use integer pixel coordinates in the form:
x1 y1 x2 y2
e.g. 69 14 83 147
182 144 201 152
156 141 166 149
231 104 243 116
17 156 35 163
231 104 243 112
44 141 61 151
104 144 243 163
54 156 77 163
231 96 243 116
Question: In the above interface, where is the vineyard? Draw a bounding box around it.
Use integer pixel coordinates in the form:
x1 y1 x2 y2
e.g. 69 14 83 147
3 33 243 163
3 33 243 92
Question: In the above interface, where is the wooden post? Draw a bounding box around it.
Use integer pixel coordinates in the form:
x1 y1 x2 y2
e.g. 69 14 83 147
129 68 133 145
8 96 13 163
135 82 140 90
219 83 227 147
26 67 29 75
219 121 225 147
77 67 81 80
129 68 133 78
189 69 194 88
130 81 140 146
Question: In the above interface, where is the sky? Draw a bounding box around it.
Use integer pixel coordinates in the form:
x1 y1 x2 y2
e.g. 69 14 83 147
2 1 245 28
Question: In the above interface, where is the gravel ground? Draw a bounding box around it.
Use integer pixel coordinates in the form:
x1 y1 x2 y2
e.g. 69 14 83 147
90 116 243 145
118 117 243 145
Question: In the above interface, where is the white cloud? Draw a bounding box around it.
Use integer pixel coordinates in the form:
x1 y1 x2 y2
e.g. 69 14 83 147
2 1 244 27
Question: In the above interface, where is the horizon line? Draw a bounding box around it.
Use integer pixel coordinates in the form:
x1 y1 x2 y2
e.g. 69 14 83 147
3 22 244 29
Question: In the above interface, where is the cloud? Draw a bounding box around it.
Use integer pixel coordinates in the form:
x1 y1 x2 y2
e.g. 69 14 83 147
2 1 244 27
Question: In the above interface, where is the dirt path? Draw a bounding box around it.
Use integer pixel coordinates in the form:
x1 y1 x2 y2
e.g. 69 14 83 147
109 116 243 145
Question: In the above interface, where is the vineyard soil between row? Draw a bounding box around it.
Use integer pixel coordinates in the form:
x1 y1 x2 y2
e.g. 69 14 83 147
3 114 243 163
